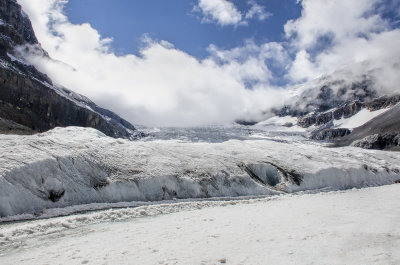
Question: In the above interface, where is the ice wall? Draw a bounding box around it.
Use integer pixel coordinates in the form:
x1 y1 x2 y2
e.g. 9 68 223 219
1 127 399 219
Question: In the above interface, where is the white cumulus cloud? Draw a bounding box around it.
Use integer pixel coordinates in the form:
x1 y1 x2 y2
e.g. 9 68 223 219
285 0 400 95
194 0 271 27
245 0 272 21
195 0 243 26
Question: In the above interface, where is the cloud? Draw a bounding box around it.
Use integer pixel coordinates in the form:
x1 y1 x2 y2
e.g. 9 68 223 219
16 0 400 126
208 40 290 86
17 0 285 126
285 0 387 51
194 0 243 26
194 0 271 27
285 0 400 95
245 0 272 21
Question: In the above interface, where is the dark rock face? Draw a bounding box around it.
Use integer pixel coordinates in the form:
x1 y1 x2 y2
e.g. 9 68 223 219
0 116 34 134
0 67 135 138
297 100 364 128
297 114 316 128
311 128 351 141
352 133 400 150
0 0 138 139
315 112 333 126
0 0 37 45
365 95 400 111
342 101 363 118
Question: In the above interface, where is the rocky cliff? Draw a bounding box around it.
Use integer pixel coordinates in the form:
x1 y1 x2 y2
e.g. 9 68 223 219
0 0 138 139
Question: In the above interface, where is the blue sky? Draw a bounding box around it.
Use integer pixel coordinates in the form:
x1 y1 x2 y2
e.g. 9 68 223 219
18 0 400 126
65 0 302 58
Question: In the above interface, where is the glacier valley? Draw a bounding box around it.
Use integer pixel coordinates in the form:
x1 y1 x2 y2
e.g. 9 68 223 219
1 125 399 220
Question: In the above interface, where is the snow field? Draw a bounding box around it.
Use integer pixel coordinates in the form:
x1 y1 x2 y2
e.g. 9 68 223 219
334 107 390 129
0 184 399 264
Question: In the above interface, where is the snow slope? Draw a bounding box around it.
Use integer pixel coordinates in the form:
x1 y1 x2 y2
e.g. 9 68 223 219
334 107 389 129
254 115 305 132
1 184 399 264
1 127 400 219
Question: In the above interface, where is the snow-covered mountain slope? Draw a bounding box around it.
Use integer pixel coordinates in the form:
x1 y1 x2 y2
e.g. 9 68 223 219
254 98 400 148
1 126 399 219
333 107 390 129
254 60 400 149
260 91 400 149
336 102 400 150
1 184 399 265
0 0 138 139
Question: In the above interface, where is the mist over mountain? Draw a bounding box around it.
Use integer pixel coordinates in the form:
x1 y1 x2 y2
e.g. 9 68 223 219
0 0 138 138
17 0 400 126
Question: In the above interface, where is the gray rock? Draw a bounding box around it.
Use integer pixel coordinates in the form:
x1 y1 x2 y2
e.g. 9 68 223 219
297 114 317 128
0 0 38 45
311 128 351 141
365 95 400 111
300 100 363 128
0 116 34 135
0 67 136 138
352 132 400 150
342 101 363 118
315 111 333 126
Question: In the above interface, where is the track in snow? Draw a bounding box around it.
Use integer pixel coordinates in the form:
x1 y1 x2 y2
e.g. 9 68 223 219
0 184 399 264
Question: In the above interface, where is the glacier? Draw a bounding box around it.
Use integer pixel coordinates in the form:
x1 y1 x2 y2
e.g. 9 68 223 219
1 184 400 264
1 126 400 219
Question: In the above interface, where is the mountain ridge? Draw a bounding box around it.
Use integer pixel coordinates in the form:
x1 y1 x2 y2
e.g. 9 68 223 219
0 0 139 139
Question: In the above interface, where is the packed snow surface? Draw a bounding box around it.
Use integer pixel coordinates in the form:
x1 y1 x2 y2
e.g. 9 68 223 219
0 184 399 264
1 126 400 219
334 108 390 129
254 115 305 132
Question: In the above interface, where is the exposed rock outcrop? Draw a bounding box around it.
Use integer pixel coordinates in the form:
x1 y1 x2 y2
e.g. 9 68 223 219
0 0 38 45
297 114 317 128
0 67 136 138
311 128 351 141
297 100 364 128
365 95 400 111
0 116 34 134
352 133 400 150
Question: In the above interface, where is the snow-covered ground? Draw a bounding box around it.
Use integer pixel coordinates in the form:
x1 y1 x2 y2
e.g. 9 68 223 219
1 126 400 219
1 184 399 265
334 108 390 129
253 115 305 132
